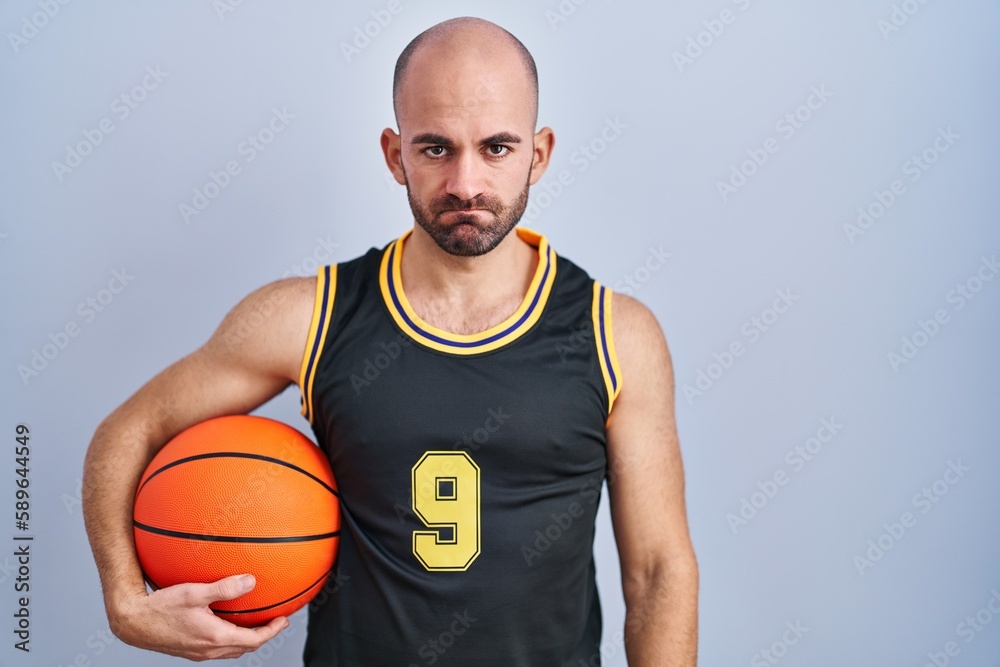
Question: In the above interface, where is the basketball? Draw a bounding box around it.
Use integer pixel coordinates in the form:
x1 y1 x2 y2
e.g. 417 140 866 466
132 414 340 628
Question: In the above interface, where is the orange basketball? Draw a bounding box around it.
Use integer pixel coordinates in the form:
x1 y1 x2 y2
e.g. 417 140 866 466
133 414 340 627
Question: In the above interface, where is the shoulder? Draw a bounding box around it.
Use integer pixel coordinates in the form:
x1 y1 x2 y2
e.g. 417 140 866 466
610 292 673 389
205 274 319 383
611 292 665 344
234 275 317 324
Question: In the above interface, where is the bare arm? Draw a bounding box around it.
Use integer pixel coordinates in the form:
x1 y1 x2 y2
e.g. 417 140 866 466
82 276 316 661
606 293 699 666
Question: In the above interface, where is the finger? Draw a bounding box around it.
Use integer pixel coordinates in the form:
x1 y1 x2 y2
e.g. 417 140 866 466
187 573 257 606
221 615 290 650
255 615 289 633
253 615 290 641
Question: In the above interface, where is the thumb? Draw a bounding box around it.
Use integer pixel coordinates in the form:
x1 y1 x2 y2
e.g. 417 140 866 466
207 574 257 603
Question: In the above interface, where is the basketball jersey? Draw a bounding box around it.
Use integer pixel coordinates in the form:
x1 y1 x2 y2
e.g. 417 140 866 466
296 226 623 666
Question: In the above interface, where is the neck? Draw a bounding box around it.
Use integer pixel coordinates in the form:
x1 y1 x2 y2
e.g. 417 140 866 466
400 224 537 321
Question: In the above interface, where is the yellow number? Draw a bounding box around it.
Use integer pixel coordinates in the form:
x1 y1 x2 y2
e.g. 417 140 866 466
411 451 481 571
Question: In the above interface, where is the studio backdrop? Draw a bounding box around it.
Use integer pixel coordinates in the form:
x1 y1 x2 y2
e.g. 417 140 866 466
2 1 998 665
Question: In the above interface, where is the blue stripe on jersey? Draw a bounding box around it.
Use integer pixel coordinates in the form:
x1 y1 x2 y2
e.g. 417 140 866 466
385 242 552 349
598 285 618 392
303 265 331 419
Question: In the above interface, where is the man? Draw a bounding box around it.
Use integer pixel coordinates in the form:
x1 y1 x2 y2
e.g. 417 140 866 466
82 16 698 666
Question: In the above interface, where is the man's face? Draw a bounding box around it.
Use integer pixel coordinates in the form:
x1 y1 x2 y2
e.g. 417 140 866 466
403 160 530 257
395 51 537 257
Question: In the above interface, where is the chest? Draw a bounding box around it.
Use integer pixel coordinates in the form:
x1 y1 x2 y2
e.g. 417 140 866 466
404 293 525 336
311 319 609 496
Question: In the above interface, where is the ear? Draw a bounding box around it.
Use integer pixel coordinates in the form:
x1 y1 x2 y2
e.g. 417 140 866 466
381 128 406 185
528 127 555 186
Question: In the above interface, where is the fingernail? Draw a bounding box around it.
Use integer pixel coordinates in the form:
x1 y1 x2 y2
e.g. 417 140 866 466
238 575 255 591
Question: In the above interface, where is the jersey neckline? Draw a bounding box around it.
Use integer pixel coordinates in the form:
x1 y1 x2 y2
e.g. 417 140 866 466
378 226 557 355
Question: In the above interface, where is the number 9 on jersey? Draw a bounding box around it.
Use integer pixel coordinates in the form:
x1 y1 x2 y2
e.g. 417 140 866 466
411 451 481 571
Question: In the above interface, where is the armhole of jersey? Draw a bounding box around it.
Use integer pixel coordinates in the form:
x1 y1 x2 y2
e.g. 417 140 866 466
592 281 623 417
298 264 337 424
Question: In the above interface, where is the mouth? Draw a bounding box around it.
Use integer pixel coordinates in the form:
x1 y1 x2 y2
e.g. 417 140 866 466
440 209 489 219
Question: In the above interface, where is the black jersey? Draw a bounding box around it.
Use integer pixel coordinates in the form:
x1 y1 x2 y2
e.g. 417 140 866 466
296 226 623 666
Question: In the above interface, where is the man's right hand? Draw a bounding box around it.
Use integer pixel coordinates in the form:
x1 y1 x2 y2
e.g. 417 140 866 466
110 573 290 661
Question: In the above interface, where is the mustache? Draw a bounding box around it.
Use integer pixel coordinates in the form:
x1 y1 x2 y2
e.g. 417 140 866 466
433 195 503 213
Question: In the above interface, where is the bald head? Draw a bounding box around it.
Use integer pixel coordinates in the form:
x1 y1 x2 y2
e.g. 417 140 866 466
392 17 538 129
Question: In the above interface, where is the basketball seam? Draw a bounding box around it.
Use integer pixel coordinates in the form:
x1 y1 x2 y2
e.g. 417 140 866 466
133 521 341 543
136 451 339 498
144 570 334 616
213 569 333 615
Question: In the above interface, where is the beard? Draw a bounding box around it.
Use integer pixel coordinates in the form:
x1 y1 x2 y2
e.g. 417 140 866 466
405 171 531 257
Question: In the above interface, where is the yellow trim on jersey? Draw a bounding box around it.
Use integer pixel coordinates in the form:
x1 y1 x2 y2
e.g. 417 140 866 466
298 264 337 424
593 281 623 415
378 227 557 355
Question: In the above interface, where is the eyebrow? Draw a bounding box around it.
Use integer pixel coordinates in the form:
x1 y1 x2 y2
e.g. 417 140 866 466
410 132 523 147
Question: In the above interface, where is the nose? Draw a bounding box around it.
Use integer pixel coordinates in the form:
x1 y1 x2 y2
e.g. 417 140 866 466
444 151 486 203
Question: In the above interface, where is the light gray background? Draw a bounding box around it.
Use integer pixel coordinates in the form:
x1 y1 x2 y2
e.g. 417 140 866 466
2 1 999 665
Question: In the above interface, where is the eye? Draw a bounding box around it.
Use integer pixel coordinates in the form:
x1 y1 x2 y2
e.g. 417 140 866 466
423 146 448 158
487 145 511 159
